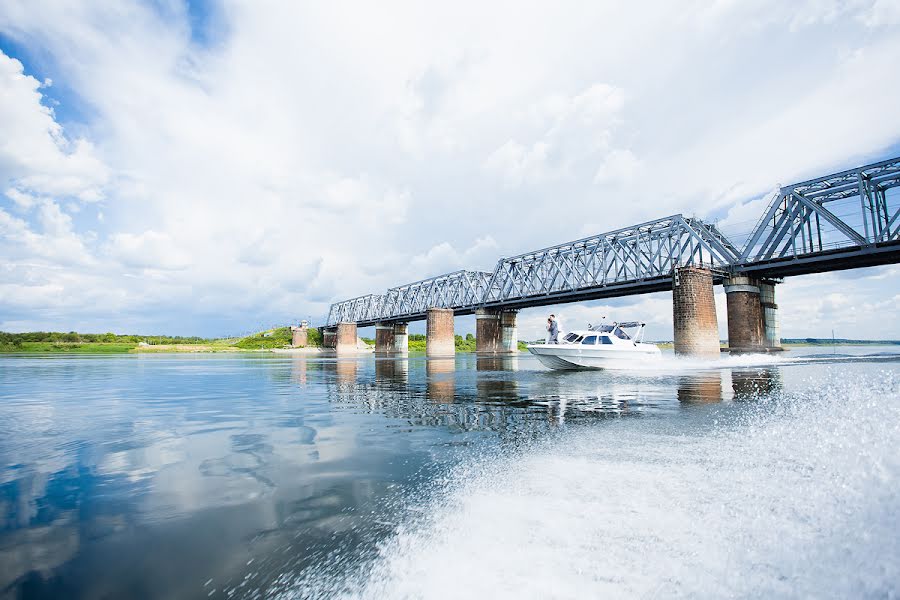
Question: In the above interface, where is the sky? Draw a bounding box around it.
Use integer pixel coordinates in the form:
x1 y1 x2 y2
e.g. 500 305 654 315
1 0 899 341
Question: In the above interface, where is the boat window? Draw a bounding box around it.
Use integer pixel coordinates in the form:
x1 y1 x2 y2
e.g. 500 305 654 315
600 335 613 344
613 327 630 340
581 335 598 345
563 333 579 343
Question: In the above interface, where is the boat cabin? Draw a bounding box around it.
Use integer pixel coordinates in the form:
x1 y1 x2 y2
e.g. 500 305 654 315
560 322 648 345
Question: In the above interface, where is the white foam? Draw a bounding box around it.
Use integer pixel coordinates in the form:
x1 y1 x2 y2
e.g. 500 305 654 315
565 349 897 374
338 372 900 598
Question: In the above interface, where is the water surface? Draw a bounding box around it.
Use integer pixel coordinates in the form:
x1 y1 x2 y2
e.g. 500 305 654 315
1 348 898 598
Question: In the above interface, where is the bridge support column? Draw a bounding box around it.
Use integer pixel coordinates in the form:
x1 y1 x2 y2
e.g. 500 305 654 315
334 322 357 354
322 326 336 349
758 281 782 350
724 276 764 353
291 321 309 347
673 266 720 357
426 308 455 357
475 309 518 353
375 322 408 354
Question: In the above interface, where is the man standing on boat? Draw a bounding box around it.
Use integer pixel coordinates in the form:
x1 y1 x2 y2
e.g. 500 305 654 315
548 314 559 344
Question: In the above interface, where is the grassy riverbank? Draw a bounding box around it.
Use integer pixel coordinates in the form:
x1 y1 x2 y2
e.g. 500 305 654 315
0 329 322 353
0 329 530 353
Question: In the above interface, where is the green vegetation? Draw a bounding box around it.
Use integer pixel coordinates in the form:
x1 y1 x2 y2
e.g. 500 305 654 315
306 327 323 347
0 327 542 354
0 328 325 353
408 333 427 352
0 331 211 345
0 340 137 353
0 331 215 353
405 333 526 353
233 327 294 349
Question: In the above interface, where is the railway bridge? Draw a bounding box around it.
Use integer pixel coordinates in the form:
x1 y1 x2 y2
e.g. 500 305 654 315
320 155 900 356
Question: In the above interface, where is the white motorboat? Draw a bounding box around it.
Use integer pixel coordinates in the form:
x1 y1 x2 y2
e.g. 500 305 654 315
527 321 661 370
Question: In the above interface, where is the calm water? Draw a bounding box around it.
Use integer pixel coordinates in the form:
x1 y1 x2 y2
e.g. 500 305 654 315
0 348 898 599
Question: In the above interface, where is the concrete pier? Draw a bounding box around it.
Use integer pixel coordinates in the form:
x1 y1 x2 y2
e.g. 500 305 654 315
426 307 455 357
290 321 309 347
334 322 357 354
672 266 720 357
724 276 764 353
475 308 518 354
322 326 336 349
758 281 782 350
375 322 409 354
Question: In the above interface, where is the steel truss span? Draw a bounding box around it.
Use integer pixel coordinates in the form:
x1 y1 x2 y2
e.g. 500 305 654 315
326 155 900 326
739 156 900 277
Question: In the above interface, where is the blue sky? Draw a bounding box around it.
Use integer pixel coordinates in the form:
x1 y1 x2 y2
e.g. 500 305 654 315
1 1 899 339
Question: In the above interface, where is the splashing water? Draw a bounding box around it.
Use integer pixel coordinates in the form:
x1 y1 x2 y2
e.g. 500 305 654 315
281 371 899 599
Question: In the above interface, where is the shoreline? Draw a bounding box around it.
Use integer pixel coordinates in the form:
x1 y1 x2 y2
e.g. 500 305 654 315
2 340 898 355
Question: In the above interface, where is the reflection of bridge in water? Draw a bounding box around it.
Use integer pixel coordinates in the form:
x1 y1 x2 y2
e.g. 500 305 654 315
322 155 900 358
301 357 783 437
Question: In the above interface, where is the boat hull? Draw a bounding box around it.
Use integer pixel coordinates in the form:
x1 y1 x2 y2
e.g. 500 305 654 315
527 343 661 370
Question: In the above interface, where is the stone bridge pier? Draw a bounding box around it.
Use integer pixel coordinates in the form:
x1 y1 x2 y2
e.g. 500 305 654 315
672 266 720 357
475 308 518 354
672 267 782 356
322 322 357 354
426 307 455 357
375 322 409 354
724 276 781 353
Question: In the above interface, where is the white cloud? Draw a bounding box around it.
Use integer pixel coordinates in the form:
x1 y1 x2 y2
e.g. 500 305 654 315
107 230 189 270
0 51 108 202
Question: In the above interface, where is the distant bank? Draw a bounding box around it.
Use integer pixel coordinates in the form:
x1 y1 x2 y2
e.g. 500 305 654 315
0 328 321 354
0 329 525 353
781 338 900 346
2 330 897 354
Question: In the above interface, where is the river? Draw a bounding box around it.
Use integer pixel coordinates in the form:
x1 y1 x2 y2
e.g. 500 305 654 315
0 347 898 599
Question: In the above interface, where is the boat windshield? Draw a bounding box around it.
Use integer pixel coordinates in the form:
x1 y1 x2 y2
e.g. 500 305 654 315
613 327 630 340
581 335 598 345
563 333 580 343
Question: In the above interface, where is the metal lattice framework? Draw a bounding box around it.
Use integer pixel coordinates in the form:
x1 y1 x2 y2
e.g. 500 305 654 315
326 293 384 326
483 215 739 306
326 216 737 325
325 155 900 326
380 270 494 320
740 156 900 274
327 270 494 325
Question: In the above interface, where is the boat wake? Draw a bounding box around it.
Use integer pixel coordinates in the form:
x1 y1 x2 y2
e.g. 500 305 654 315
278 371 900 598
557 349 900 373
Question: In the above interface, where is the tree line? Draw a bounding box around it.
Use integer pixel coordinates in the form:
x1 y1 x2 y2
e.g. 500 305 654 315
0 331 212 345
